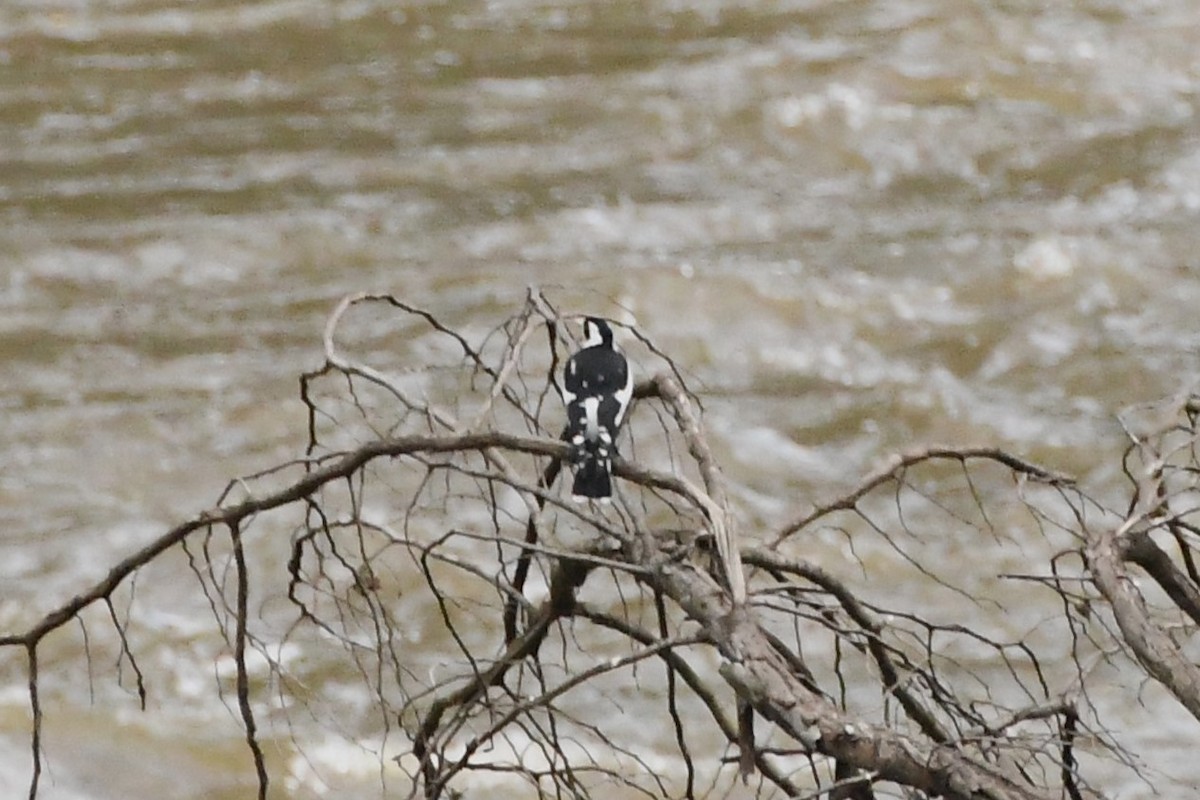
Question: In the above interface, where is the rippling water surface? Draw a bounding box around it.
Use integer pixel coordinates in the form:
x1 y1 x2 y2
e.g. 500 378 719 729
3 0 1200 797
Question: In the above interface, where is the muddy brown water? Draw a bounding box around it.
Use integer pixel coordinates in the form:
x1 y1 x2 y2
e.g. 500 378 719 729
3 1 1200 797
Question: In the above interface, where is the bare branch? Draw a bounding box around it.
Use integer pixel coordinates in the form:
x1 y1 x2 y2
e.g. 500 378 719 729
772 446 1074 546
640 543 1060 800
230 521 269 799
9 294 1189 799
651 372 746 605
1087 524 1200 723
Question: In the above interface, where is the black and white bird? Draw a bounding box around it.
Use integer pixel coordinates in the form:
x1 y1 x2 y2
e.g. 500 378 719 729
561 317 633 501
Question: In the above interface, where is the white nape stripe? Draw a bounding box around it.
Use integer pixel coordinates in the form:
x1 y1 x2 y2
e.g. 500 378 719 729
582 320 604 349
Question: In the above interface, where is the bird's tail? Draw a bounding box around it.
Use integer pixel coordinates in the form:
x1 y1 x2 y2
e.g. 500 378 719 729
571 444 613 501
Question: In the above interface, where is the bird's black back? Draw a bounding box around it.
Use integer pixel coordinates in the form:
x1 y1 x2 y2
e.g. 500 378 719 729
561 320 631 500
564 345 628 401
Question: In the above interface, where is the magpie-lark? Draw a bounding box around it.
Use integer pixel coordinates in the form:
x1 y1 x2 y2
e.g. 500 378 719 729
561 317 633 501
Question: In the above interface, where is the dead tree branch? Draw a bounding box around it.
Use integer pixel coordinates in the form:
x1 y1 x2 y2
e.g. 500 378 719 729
7 293 1198 798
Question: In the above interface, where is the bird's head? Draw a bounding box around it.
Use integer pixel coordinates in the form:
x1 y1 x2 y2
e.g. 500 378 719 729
582 316 613 348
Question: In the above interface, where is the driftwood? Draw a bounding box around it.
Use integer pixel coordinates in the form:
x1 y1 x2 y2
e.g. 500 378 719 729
5 291 1200 799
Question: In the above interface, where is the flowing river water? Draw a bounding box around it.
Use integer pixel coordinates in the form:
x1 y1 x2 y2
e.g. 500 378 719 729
3 1 1200 797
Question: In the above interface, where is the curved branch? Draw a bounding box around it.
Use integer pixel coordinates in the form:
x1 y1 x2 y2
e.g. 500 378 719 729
0 431 694 651
772 446 1074 546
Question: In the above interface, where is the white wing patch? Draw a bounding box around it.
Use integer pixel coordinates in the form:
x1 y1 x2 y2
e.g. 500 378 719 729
612 367 633 427
562 357 578 404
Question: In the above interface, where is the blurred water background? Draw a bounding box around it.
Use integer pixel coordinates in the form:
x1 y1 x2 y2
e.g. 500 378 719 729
3 0 1200 797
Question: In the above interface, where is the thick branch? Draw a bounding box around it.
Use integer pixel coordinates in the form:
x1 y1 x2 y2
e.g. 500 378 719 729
1087 525 1200 723
652 560 1057 800
1124 530 1200 628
